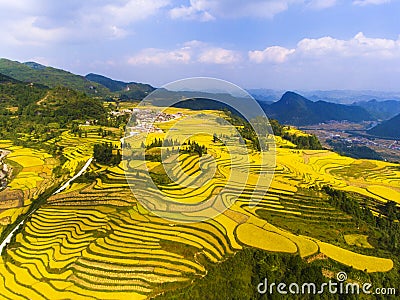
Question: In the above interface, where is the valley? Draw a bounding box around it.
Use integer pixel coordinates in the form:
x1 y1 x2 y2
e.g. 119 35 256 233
301 121 400 162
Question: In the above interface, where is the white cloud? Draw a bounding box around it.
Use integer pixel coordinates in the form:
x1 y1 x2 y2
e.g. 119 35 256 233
0 0 170 46
198 48 241 64
297 32 400 58
353 0 390 6
168 0 301 21
170 5 215 21
128 48 192 65
297 36 346 56
168 0 343 21
5 17 68 46
249 46 295 63
128 41 240 65
101 0 170 25
306 0 338 9
249 32 400 66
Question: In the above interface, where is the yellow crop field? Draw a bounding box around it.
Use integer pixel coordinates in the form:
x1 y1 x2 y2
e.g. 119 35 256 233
344 234 373 249
235 223 298 253
284 126 310 137
271 146 400 203
318 242 393 272
274 135 297 147
1 142 57 193
367 185 400 203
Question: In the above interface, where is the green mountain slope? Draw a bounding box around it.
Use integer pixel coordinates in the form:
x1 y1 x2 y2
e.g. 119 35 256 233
0 58 109 95
33 87 107 123
85 73 128 92
0 72 107 142
368 113 400 139
0 72 48 112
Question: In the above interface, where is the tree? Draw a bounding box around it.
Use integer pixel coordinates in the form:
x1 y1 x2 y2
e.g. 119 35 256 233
93 142 121 165
213 133 218 143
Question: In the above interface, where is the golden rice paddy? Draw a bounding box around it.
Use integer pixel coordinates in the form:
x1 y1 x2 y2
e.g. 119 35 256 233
318 242 393 272
0 109 398 298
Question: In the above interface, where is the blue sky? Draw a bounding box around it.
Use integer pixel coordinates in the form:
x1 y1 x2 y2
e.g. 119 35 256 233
0 0 399 90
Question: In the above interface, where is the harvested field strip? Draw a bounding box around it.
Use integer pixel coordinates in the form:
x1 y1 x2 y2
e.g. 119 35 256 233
109 225 217 261
71 264 188 284
72 268 152 287
76 258 183 276
104 235 161 250
91 240 185 260
118 217 228 255
112 221 223 259
109 229 161 243
82 249 202 274
108 230 160 246
69 273 151 293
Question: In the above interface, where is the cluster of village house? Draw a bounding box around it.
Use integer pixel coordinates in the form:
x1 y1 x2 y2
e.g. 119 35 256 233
124 109 183 135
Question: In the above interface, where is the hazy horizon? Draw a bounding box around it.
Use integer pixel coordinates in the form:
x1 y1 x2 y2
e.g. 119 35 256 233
1 1 400 91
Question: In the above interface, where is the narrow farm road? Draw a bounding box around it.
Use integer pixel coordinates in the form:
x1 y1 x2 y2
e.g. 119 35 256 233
0 157 93 254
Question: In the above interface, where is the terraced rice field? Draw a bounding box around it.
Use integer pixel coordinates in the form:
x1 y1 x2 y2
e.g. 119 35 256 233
3 155 393 298
45 128 120 177
273 148 400 203
0 141 58 235
0 109 398 298
0 166 238 298
0 125 120 232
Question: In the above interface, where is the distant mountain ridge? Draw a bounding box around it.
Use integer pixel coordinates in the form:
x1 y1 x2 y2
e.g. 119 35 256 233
260 91 375 126
352 99 400 120
85 73 128 92
368 113 400 139
0 59 157 100
248 88 400 104
247 88 283 103
85 73 155 100
23 62 46 70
